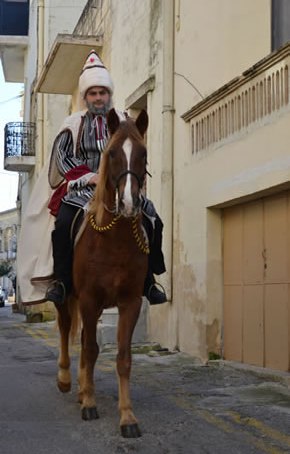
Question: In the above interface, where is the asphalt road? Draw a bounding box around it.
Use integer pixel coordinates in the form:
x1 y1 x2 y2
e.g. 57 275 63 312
1 305 290 454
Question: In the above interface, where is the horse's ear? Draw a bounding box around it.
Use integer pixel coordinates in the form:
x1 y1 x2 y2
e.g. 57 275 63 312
107 108 120 135
135 110 148 137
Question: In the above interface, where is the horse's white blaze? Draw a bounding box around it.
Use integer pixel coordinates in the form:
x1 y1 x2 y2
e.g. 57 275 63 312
122 138 133 215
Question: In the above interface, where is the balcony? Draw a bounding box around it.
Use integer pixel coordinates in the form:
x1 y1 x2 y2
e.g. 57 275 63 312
35 34 103 94
0 0 29 82
4 122 36 172
181 42 290 208
182 46 290 154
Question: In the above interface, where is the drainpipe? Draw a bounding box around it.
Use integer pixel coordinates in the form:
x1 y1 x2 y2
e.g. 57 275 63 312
37 0 45 169
161 0 174 301
15 196 21 307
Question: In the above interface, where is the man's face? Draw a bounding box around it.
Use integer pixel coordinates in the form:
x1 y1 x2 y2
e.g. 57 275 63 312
85 86 111 113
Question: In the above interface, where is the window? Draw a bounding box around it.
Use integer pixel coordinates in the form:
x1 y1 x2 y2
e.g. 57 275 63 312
272 0 290 51
0 0 29 36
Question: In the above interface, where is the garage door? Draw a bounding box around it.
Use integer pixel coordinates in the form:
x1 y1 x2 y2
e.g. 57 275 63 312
223 192 290 371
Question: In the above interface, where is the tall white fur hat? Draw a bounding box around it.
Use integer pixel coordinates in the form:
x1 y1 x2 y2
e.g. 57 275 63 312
79 50 114 99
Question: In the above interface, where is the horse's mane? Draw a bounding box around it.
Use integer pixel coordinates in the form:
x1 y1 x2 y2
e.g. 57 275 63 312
89 118 145 223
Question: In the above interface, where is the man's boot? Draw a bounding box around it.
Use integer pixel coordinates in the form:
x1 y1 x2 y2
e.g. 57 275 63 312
144 270 167 305
45 227 73 306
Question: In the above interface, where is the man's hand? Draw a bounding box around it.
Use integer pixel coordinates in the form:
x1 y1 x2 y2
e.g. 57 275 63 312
88 173 99 185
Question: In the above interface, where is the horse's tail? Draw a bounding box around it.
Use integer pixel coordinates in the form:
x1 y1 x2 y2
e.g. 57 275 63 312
68 295 80 343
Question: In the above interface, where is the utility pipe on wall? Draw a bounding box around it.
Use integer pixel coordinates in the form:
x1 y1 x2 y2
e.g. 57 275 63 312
37 0 45 170
161 0 174 300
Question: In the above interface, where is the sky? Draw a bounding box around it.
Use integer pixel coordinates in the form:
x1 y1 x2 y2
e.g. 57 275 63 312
0 61 23 212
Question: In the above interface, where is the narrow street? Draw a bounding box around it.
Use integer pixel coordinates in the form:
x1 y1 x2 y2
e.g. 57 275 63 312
1 304 290 454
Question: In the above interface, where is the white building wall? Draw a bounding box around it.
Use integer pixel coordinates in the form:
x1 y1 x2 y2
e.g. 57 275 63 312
75 0 273 358
20 0 87 212
110 0 152 109
0 208 18 297
44 0 86 159
175 0 271 113
20 0 281 360
170 0 272 358
20 0 39 212
105 0 175 346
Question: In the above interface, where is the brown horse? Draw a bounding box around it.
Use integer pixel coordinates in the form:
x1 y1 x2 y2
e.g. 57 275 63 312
56 108 149 438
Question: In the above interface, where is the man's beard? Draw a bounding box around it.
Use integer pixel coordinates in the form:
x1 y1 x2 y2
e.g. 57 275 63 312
85 99 112 116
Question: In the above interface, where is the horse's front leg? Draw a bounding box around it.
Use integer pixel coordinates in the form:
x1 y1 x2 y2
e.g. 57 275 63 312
117 298 142 438
56 303 72 393
78 304 100 421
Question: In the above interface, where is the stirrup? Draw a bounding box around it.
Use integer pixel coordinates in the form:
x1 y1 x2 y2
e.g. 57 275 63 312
147 281 167 305
45 280 66 306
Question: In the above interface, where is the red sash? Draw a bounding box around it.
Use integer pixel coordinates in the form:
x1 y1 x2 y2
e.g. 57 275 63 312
48 165 91 216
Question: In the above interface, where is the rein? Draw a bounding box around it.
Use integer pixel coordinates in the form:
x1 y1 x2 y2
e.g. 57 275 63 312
88 213 150 255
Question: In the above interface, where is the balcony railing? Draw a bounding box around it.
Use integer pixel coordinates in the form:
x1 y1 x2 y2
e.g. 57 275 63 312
182 43 290 155
4 122 36 172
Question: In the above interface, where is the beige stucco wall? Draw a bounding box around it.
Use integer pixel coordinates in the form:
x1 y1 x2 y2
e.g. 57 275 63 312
175 0 271 112
85 0 273 359
145 0 271 359
110 0 153 109
0 208 18 296
19 0 87 313
103 0 175 347
170 106 290 356
22 0 282 360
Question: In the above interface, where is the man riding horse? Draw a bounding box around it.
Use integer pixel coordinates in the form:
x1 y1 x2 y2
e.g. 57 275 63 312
45 50 167 306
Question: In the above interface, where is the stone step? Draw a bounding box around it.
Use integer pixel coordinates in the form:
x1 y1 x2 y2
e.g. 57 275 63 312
97 299 149 350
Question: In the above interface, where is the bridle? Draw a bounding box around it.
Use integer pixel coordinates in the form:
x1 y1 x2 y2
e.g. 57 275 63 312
107 168 151 214
115 169 146 190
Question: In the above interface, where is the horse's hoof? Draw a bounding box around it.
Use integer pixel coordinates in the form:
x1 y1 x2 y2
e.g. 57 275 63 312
81 406 99 421
57 380 71 393
120 423 142 438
